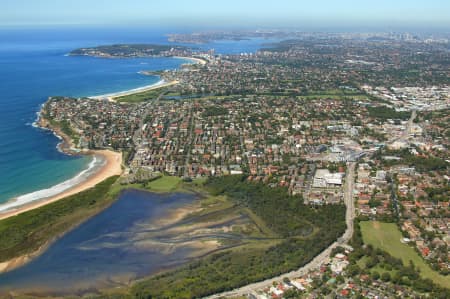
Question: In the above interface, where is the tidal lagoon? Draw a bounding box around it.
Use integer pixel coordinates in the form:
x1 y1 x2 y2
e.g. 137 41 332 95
0 189 199 295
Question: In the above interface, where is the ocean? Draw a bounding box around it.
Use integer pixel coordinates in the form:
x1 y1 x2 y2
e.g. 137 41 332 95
0 26 275 205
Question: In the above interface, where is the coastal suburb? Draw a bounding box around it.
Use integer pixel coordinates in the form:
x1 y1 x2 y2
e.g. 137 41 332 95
0 1 449 299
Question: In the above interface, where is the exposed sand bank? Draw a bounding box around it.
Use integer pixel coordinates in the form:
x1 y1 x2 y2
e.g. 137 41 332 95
0 242 50 274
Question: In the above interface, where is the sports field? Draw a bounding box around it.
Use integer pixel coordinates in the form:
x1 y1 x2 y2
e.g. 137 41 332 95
360 221 449 288
146 176 182 192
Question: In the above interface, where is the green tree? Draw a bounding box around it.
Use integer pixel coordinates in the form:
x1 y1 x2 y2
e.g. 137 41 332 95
381 272 391 282
371 271 380 280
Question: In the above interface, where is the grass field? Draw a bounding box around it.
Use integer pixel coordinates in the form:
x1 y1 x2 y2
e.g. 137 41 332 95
360 221 449 288
145 176 182 192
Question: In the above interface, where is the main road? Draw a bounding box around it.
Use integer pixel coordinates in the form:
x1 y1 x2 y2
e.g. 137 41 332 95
388 109 417 145
204 162 356 298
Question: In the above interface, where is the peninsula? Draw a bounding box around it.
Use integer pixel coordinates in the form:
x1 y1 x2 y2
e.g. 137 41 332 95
69 43 192 58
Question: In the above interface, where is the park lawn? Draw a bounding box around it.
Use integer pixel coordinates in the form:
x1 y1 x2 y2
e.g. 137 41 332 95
146 175 182 192
360 221 449 288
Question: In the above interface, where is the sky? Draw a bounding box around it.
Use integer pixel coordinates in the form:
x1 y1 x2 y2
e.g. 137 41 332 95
1 0 449 30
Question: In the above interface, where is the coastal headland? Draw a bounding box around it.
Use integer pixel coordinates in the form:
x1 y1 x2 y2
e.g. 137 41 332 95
68 44 208 66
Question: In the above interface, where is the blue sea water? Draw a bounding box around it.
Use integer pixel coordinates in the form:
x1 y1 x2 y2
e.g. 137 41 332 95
0 28 183 204
0 26 273 204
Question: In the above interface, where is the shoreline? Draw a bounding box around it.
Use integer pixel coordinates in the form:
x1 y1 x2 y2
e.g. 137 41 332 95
36 113 78 154
0 149 122 221
0 241 50 274
0 190 206 294
87 55 206 102
0 53 205 278
68 52 208 65
89 79 179 102
173 56 207 65
0 53 198 220
0 112 123 221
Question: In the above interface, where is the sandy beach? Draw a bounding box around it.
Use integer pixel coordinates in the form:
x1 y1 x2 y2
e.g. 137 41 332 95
89 80 179 102
173 56 207 65
0 150 122 221
0 111 123 221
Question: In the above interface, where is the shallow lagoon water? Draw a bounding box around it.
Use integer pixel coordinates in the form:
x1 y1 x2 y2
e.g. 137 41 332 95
0 189 198 295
